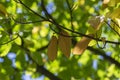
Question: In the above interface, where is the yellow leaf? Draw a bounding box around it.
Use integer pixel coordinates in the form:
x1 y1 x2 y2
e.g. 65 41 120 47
78 0 85 5
0 4 8 17
14 36 22 45
115 18 120 27
102 0 120 8
58 30 71 58
107 0 116 6
106 8 120 19
47 36 58 61
73 34 93 55
110 18 120 36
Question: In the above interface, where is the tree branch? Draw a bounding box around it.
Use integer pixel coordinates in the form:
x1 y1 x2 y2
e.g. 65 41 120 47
66 0 74 31
12 17 47 24
15 0 120 45
40 0 120 45
18 39 61 80
87 47 120 67
37 65 61 80
16 0 47 20
105 20 120 37
0 33 19 45
37 43 120 68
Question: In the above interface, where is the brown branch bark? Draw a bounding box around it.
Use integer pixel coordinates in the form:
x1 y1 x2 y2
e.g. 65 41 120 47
37 65 61 80
14 0 120 78
19 37 61 80
40 0 120 45
15 0 120 45
87 46 120 67
37 44 120 68
25 49 62 80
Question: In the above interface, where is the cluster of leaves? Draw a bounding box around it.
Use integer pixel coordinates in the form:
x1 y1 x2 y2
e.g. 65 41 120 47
0 0 120 80
48 30 71 61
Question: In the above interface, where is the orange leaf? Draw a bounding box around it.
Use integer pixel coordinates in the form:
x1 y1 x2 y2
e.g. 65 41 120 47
73 34 93 55
47 36 58 61
58 30 71 58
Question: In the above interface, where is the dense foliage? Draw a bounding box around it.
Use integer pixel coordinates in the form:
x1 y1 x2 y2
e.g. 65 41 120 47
0 0 120 80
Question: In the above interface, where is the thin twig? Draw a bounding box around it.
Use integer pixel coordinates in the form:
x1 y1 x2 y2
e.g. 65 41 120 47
0 34 19 45
12 17 47 24
95 33 106 49
105 20 120 37
66 0 74 31
37 42 120 68
49 24 79 37
16 0 47 20
111 19 120 29
87 47 120 68
15 0 120 45
18 36 61 80
96 41 106 49
41 0 58 25
57 23 120 45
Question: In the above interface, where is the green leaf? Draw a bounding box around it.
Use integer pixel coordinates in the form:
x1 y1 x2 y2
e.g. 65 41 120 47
88 16 104 32
110 18 120 36
14 72 22 80
86 16 103 46
0 43 11 57
26 63 36 75
0 73 10 80
102 0 120 8
88 28 102 46
2 57 14 75
106 8 120 19
86 26 96 34
108 0 120 7
14 35 22 45
15 50 26 70
0 31 10 44
30 52 43 65
0 4 8 17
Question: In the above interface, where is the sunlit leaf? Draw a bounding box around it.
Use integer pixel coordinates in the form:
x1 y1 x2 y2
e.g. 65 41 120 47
102 0 120 8
97 69 105 78
106 8 120 19
14 35 22 45
86 16 103 46
78 0 85 5
73 16 103 52
110 18 120 36
0 43 11 57
0 0 120 79
88 28 102 46
26 63 36 75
